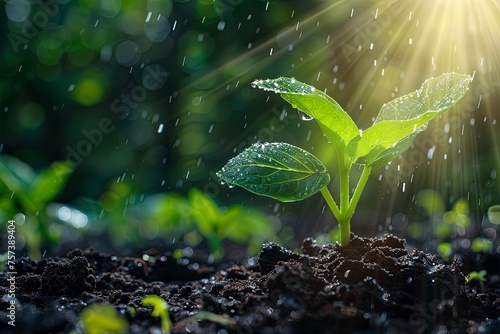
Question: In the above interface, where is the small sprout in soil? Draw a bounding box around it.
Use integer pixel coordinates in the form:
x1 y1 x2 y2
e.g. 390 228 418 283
218 73 472 246
471 237 492 253
142 295 173 334
437 242 453 261
142 295 236 333
188 188 276 260
79 303 128 334
466 269 487 292
175 311 237 330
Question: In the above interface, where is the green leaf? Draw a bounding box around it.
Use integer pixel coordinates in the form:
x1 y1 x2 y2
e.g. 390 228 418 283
189 188 221 236
217 142 330 202
253 77 360 160
29 161 74 204
222 207 274 242
368 131 419 169
355 73 472 165
0 155 35 193
151 193 192 231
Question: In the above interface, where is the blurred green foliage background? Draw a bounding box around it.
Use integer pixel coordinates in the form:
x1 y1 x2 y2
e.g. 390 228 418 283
1 0 500 256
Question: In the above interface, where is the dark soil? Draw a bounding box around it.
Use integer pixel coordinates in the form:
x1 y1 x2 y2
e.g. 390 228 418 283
1 234 500 333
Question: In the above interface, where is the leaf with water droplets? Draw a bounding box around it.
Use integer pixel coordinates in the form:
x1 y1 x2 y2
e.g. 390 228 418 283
253 77 360 161
353 72 472 167
216 142 330 202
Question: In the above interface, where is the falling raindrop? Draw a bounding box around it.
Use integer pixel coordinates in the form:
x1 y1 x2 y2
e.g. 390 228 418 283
427 146 436 159
443 123 450 133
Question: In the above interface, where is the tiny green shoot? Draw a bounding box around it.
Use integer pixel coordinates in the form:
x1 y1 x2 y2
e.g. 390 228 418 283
175 311 237 330
142 295 173 334
471 237 492 253
436 242 453 261
79 303 128 334
188 188 276 260
466 269 487 292
141 295 236 332
217 73 472 246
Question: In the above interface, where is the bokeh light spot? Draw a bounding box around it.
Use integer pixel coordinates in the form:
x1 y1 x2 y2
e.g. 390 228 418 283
5 1 31 22
120 12 144 35
99 0 122 18
145 15 171 42
71 71 109 106
17 103 45 129
115 40 140 66
37 39 63 66
80 28 108 50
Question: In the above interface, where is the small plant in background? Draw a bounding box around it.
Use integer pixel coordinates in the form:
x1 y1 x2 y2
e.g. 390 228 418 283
466 270 487 292
471 237 492 253
410 189 472 241
437 242 453 261
409 189 495 260
142 295 173 334
218 73 472 246
187 188 276 260
78 302 128 334
0 155 73 258
141 295 236 333
98 184 278 260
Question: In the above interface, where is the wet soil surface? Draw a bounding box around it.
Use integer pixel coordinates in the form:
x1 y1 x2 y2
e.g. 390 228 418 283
1 234 500 333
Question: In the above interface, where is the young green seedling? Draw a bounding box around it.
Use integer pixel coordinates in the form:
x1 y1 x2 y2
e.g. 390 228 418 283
79 303 128 334
217 73 472 246
142 295 173 334
142 295 236 333
466 270 487 292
